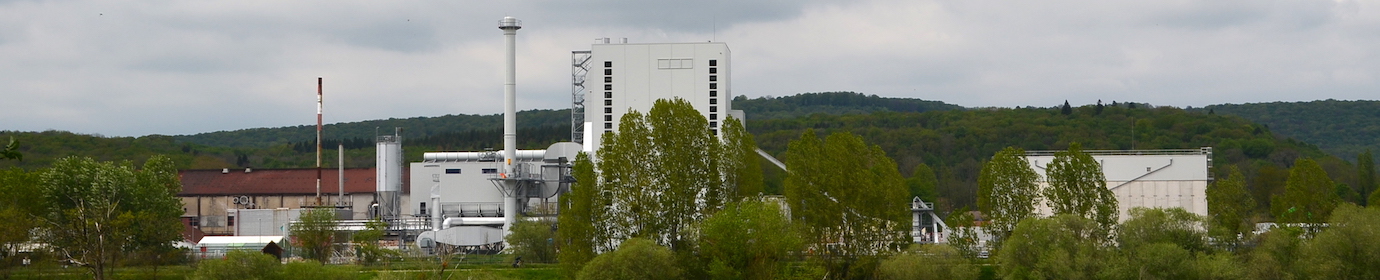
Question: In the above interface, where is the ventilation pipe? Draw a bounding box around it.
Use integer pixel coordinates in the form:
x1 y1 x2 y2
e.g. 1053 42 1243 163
498 16 522 241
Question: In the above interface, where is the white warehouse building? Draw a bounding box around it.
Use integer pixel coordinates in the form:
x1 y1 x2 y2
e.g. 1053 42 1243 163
1026 148 1213 221
574 41 744 152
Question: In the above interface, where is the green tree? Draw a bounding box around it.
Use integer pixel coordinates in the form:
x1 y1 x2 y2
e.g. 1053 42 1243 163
1360 150 1376 206
576 238 683 280
1205 166 1256 246
943 207 981 260
783 129 910 279
37 155 184 280
1272 158 1340 225
976 146 1040 247
647 98 721 248
1 137 19 160
557 152 605 278
1246 226 1306 279
506 217 557 263
1044 142 1118 231
292 208 339 262
996 214 1117 280
1117 207 1210 255
1300 203 1380 279
906 162 939 203
351 218 393 265
720 116 764 199
696 199 801 280
877 244 980 280
0 167 41 272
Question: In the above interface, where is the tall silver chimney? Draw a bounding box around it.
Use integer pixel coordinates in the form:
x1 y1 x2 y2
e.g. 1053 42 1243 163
498 16 522 240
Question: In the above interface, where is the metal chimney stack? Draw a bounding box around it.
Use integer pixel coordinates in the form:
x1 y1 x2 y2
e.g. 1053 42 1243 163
498 16 522 240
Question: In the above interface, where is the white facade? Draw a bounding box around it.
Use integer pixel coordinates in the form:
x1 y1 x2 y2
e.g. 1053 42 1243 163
582 42 743 152
1025 148 1213 221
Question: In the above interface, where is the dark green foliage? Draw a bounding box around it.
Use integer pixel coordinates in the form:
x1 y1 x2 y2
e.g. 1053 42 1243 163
1206 166 1256 246
731 92 962 120
1272 158 1340 225
1360 150 1376 206
1200 100 1380 161
783 130 909 279
2 136 20 160
506 218 557 264
557 153 602 278
1300 204 1380 279
696 199 801 280
38 155 185 280
1044 142 1118 231
292 208 340 262
352 219 396 265
1118 208 1210 255
906 162 938 203
192 250 281 280
977 146 1040 246
1060 100 1072 115
175 109 572 148
1247 226 1306 279
576 238 682 280
997 215 1116 279
877 244 980 280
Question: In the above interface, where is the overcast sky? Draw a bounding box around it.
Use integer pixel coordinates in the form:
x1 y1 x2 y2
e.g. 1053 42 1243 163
3 0 1377 137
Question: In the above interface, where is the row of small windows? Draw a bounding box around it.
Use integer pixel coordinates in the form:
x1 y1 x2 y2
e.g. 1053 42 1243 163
709 60 719 133
605 60 614 133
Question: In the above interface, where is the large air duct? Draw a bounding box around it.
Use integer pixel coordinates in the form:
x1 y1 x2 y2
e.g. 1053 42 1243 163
498 16 522 240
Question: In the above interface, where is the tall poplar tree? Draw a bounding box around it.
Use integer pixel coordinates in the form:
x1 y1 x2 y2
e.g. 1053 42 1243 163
1359 150 1376 206
977 146 1041 246
1044 142 1118 231
557 152 605 278
719 116 764 199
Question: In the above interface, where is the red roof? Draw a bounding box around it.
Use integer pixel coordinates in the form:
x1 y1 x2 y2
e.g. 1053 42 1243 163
178 168 410 196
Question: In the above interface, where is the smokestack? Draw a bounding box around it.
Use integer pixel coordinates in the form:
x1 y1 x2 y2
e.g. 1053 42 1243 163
338 143 344 205
498 16 522 240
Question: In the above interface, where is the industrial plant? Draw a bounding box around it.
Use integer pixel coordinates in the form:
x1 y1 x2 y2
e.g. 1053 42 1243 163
175 16 1215 259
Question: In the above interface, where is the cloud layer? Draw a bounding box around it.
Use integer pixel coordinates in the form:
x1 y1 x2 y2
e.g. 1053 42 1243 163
2 0 1376 136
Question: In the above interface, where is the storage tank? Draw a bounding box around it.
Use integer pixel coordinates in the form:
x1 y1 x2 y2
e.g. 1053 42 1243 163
376 134 403 219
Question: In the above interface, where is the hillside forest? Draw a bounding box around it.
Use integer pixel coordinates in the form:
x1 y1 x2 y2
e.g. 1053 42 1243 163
2 92 1376 222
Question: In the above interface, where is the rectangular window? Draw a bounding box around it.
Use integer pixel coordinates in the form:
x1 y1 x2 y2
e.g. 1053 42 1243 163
709 75 717 82
710 106 718 112
710 114 717 120
604 115 612 121
228 216 235 226
710 121 718 128
604 84 612 90
482 168 498 174
604 100 612 106
709 90 717 97
709 83 717 89
709 60 718 67
445 169 461 174
604 61 612 67
604 76 612 83
605 123 613 129
710 98 718 105
420 203 427 215
604 92 612 98
604 69 612 75
712 130 718 136
604 107 612 113
709 67 717 74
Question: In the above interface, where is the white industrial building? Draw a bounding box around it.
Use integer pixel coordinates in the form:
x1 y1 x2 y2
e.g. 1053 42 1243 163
1026 148 1213 221
572 41 744 153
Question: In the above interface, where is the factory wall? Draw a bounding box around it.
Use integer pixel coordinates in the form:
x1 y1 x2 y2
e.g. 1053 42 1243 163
1026 150 1212 221
585 42 735 152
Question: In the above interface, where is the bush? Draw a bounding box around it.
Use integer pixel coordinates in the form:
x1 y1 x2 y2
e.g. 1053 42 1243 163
192 250 281 280
576 238 682 280
877 244 979 280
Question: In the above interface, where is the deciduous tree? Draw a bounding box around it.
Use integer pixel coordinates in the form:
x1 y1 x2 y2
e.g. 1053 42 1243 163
783 129 909 279
907 162 939 203
976 146 1040 247
1044 142 1118 231
292 208 339 262
1206 166 1255 246
557 152 605 278
719 116 764 199
1359 149 1376 206
37 155 184 280
1271 158 1339 225
696 199 801 280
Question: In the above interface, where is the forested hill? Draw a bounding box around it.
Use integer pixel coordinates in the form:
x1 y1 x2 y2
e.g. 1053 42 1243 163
732 91 963 120
1195 100 1380 161
172 109 572 148
748 103 1356 214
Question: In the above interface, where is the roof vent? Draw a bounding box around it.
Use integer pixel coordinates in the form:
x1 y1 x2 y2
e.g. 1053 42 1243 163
222 168 229 174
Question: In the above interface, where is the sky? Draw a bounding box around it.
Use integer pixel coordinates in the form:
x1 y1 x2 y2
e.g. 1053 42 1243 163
2 0 1378 137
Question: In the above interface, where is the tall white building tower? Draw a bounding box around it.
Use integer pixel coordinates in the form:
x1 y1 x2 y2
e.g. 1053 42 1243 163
573 41 743 152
